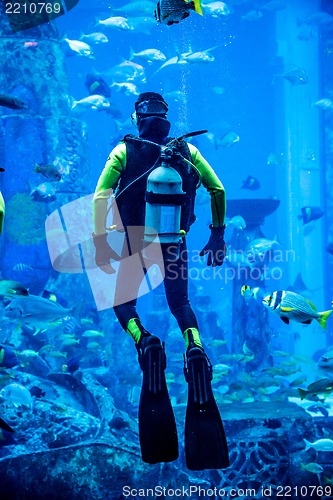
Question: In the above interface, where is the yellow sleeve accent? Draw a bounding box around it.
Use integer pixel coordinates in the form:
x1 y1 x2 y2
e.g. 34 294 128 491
0 191 5 235
188 143 226 227
93 143 127 235
193 0 203 15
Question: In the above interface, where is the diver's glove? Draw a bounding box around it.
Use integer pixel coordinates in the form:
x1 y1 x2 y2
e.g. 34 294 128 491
199 224 226 267
92 232 120 274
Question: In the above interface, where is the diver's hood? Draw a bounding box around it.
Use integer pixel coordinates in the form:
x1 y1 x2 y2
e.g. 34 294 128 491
138 116 171 145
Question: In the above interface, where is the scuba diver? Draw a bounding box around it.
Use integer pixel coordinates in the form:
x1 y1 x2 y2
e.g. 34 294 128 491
92 92 229 470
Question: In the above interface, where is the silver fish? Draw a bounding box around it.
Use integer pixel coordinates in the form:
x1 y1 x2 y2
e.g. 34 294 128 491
30 182 56 202
129 48 166 63
64 38 94 59
80 32 109 45
96 16 134 31
4 295 84 331
202 1 231 17
71 95 111 112
281 66 308 85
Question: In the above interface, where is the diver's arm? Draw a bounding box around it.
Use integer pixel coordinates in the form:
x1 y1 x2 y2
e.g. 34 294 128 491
188 143 226 227
93 143 127 235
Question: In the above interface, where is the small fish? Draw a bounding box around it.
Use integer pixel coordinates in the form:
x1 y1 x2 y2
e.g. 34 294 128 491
0 383 33 408
71 95 111 113
267 152 284 165
220 131 239 147
109 416 130 431
228 215 246 230
24 41 38 48
212 86 226 95
47 351 67 359
209 340 228 348
129 48 166 63
0 94 28 110
64 38 94 59
246 237 280 258
96 16 134 31
155 0 203 25
30 182 56 202
304 438 333 452
281 66 308 85
202 2 231 17
63 356 80 373
104 60 146 84
298 206 324 225
29 386 45 398
241 10 263 21
60 338 80 348
111 82 140 96
263 290 333 328
0 279 28 296
300 462 324 474
298 11 333 27
241 175 260 190
85 73 111 98
12 263 33 272
241 285 261 300
307 404 329 417
82 330 105 338
298 379 333 400
0 346 19 368
34 163 62 181
179 48 216 64
318 352 333 372
263 419 282 429
80 32 109 45
19 349 40 359
4 295 85 331
312 98 333 110
87 341 101 350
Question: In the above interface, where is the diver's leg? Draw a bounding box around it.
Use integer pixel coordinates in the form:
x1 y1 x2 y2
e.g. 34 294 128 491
163 240 229 470
113 249 178 463
163 240 203 349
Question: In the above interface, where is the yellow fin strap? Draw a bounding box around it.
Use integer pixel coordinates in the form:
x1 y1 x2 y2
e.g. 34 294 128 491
183 327 203 349
280 307 295 312
126 318 142 343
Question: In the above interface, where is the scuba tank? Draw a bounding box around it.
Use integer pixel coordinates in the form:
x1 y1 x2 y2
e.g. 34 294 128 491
144 146 186 259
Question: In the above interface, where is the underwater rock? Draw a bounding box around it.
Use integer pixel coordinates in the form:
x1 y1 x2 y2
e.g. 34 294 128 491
0 441 196 499
47 373 100 418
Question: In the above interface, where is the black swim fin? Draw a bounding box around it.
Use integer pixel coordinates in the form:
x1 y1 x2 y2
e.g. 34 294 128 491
137 335 178 464
184 345 229 470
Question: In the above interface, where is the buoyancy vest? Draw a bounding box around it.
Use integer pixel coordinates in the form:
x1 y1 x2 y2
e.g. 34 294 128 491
114 135 199 232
